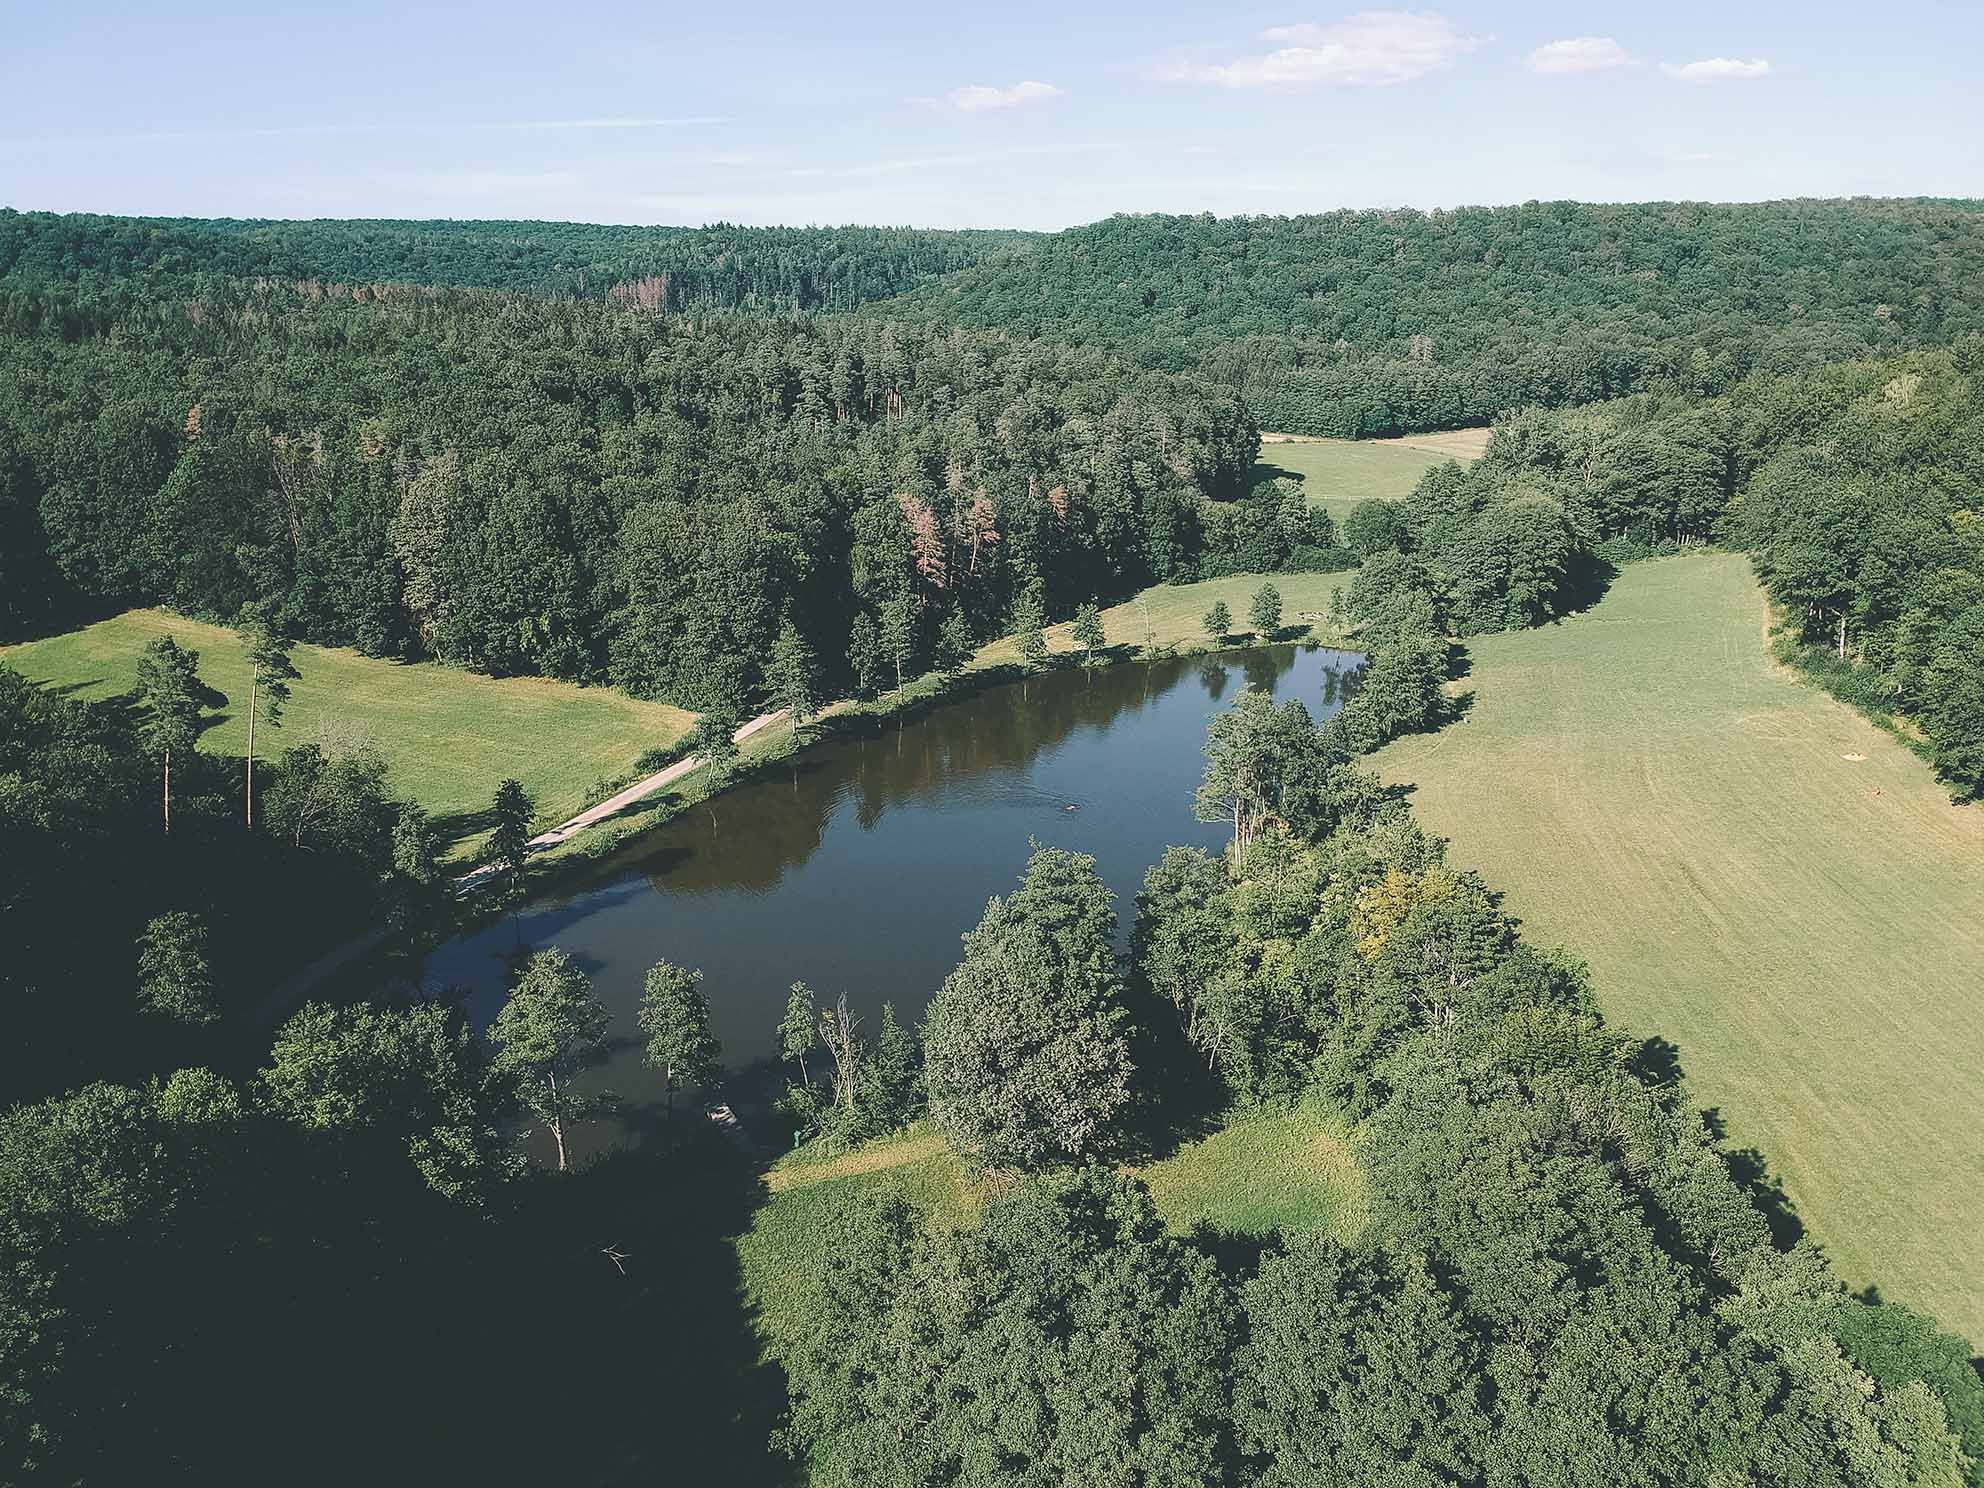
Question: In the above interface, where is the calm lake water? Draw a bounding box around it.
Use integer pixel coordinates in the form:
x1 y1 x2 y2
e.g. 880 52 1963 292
432 644 1360 1157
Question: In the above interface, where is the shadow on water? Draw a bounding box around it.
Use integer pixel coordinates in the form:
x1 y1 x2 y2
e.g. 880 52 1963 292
451 1135 791 1486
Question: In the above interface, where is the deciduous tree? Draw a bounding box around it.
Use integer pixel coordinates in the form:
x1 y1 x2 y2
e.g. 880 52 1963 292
136 911 217 1025
1203 600 1232 645
636 960 720 1118
488 947 611 1171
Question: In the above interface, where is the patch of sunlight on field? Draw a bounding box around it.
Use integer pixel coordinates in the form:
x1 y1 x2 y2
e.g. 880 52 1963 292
1256 427 1489 528
3 608 692 859
740 1104 1367 1344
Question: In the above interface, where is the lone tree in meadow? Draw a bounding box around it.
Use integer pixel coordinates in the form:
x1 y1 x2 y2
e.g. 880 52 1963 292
239 608 300 829
765 617 820 725
1070 603 1106 666
134 635 206 834
137 911 219 1025
489 947 611 1171
1250 582 1283 639
922 846 1132 1169
637 959 721 1118
1203 600 1232 646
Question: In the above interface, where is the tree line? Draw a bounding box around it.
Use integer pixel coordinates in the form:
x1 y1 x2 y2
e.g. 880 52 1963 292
0 275 1267 715
0 209 1032 310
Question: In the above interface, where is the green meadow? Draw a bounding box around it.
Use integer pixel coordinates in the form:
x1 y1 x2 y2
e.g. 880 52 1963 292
1255 427 1491 527
1376 552 1984 1341
2 609 695 859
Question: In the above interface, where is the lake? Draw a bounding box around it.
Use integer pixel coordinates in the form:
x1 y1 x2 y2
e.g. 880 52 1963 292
431 643 1360 1157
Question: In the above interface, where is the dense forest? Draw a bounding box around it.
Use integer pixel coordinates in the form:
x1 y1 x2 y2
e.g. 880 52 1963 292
0 209 1031 310
895 200 1984 434
4 203 1982 1483
0 276 1267 707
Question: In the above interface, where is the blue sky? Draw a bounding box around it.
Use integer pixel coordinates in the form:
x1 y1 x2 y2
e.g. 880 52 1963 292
3 1 1978 229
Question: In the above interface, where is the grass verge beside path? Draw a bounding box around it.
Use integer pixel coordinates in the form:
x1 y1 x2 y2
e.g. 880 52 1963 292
1 609 694 861
1374 551 1984 1343
738 1104 1366 1347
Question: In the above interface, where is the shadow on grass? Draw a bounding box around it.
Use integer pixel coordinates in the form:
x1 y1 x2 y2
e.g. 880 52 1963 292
471 1132 792 1485
1639 1035 1808 1253
1554 551 1620 621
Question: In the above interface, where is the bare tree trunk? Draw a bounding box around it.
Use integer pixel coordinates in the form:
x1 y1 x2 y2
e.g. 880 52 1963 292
246 678 257 829
163 750 172 835
1837 612 1848 660
548 1067 568 1171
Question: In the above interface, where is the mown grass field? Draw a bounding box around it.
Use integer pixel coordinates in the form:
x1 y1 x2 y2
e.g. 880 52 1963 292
1256 427 1490 527
1 609 695 859
738 1104 1365 1348
1375 552 1984 1343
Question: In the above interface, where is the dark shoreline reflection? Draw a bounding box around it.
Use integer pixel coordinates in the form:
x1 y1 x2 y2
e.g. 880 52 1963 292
429 644 1361 1160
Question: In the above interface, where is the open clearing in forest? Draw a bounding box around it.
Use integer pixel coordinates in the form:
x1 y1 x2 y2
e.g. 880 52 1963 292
1375 551 1984 1343
2 609 695 860
1256 426 1489 526
738 1104 1366 1346
974 568 1352 668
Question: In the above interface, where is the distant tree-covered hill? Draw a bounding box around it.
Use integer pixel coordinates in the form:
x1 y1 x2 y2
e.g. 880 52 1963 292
0 209 1035 310
886 200 1984 434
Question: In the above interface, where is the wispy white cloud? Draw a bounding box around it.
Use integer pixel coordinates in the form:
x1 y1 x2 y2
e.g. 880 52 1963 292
1527 37 1636 75
941 80 1065 112
1661 57 1771 83
1154 12 1483 91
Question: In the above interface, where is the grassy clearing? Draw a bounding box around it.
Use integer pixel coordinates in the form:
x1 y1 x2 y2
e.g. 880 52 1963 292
1375 552 1984 1343
1256 427 1488 527
1 609 694 860
976 569 1352 668
1134 1102 1368 1239
737 1105 1366 1346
